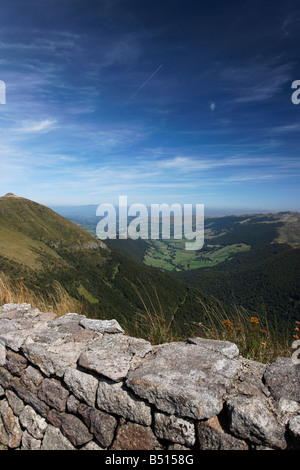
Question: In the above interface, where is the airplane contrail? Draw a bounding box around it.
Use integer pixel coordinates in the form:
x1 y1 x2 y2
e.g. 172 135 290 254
124 64 163 105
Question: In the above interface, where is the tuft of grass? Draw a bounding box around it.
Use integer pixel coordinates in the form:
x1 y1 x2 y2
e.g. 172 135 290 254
0 274 83 317
127 279 180 345
190 297 296 363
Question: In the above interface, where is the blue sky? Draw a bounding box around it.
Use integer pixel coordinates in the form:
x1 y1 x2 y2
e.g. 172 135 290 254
0 0 300 213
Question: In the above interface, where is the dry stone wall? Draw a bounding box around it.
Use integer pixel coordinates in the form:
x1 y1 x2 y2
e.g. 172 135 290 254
0 302 299 451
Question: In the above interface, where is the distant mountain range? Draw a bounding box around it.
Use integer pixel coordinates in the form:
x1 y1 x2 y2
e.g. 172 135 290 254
51 203 272 220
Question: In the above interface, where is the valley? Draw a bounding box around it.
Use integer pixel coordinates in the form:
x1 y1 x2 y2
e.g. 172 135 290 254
61 207 300 336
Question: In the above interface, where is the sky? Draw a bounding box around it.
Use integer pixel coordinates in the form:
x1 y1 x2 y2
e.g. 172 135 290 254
0 0 300 213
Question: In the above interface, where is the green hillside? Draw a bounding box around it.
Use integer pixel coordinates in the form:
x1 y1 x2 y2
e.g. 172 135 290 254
175 243 300 330
0 194 107 271
0 194 216 340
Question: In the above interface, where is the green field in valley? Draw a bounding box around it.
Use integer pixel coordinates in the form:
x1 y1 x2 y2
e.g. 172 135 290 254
143 240 251 271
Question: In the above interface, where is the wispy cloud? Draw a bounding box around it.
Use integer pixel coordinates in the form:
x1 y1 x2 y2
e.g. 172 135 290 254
280 13 300 37
220 60 292 103
0 36 82 55
271 122 300 133
157 155 275 172
14 119 57 133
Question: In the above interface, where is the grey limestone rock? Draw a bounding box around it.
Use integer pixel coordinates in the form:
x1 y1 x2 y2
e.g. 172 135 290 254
21 430 42 450
5 350 27 376
263 357 300 403
48 313 85 335
187 337 239 359
79 317 125 334
0 303 32 313
0 341 5 366
22 339 89 377
0 399 22 448
0 318 19 335
38 378 69 412
6 390 25 416
41 424 75 450
154 411 196 447
49 313 85 327
64 367 98 407
19 405 47 439
126 340 241 420
10 375 50 418
226 395 287 449
21 365 44 389
97 377 152 426
77 402 117 448
232 357 269 398
78 334 152 382
0 327 34 352
57 411 93 447
196 415 248 450
288 414 300 449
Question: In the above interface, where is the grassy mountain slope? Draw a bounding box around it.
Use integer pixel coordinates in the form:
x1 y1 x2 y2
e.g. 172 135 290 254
0 194 107 270
0 194 217 340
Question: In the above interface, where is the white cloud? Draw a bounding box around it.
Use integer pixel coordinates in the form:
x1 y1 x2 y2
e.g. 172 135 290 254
14 119 57 133
158 155 272 172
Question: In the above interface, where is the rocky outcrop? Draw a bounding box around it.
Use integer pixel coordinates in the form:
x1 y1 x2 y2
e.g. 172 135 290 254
0 303 299 450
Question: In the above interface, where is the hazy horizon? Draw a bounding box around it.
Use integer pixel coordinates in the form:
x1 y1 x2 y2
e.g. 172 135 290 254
50 201 297 218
